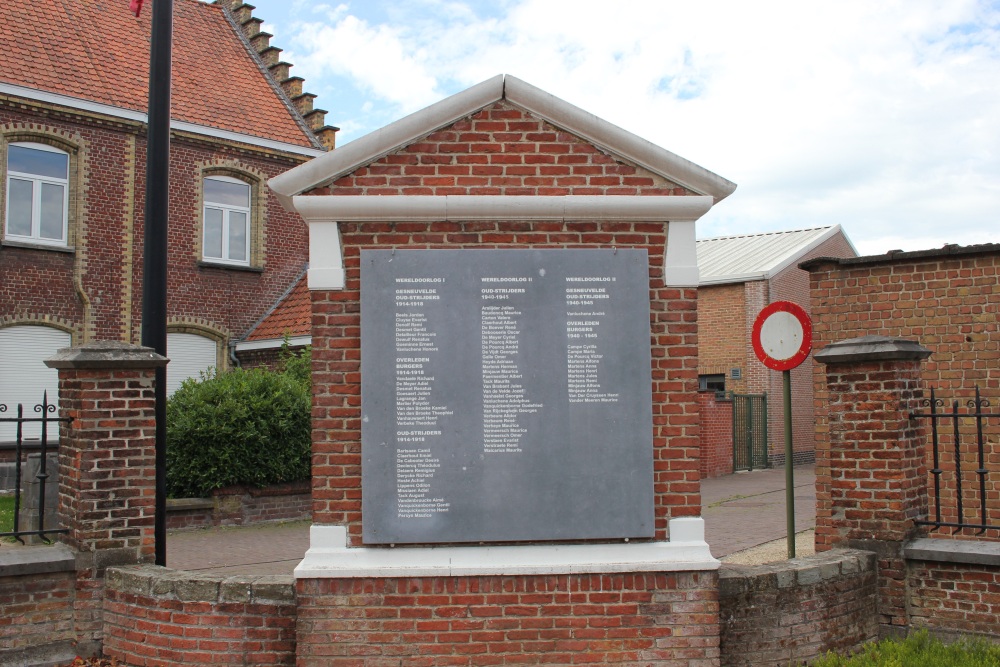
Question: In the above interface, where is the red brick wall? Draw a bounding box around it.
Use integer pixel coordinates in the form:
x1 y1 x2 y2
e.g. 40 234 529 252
698 283 748 392
146 137 308 341
809 248 1000 540
719 549 877 666
0 570 76 657
308 102 702 546
103 566 296 667
699 392 733 478
318 103 693 198
907 560 1000 637
0 103 309 349
296 572 718 666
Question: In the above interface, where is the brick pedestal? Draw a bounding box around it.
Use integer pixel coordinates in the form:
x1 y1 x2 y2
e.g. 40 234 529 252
45 341 167 653
814 336 931 631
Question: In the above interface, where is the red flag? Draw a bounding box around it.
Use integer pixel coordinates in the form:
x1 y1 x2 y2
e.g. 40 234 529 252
130 0 143 16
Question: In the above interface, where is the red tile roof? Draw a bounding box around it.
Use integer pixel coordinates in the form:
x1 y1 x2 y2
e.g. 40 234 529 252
246 274 310 341
1 0 316 148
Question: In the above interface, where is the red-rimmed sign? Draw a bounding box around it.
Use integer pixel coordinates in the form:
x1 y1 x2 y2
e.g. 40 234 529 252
751 301 812 371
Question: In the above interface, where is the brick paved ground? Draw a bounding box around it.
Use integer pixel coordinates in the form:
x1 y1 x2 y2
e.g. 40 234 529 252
164 465 816 574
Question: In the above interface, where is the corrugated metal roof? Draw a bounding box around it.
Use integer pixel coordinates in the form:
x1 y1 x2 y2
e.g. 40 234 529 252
697 226 844 284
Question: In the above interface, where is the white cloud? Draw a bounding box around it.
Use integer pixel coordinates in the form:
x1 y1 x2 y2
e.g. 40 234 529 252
250 0 1000 255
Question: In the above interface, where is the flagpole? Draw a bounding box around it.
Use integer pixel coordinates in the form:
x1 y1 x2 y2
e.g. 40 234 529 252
140 0 173 567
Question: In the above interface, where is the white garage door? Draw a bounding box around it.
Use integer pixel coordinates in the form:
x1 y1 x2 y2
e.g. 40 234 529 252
0 326 71 442
167 333 218 395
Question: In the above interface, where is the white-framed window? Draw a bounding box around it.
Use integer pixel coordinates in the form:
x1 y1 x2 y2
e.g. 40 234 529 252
5 142 69 247
202 175 251 266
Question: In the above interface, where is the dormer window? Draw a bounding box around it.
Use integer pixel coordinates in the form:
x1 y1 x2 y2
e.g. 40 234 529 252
202 175 251 266
5 142 69 246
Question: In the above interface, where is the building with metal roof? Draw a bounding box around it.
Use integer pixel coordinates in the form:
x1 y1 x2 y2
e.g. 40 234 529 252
696 225 857 477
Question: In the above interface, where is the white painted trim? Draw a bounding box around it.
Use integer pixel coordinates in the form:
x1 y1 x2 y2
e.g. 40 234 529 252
300 195 713 291
294 518 718 579
234 335 311 352
698 273 769 286
663 220 700 287
0 83 325 158
292 194 713 223
267 74 736 209
308 222 346 290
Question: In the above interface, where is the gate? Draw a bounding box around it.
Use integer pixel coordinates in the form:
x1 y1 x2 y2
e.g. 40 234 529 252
0 392 70 542
732 392 768 471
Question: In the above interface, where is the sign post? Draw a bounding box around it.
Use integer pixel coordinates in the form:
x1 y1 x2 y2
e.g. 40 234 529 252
751 301 812 558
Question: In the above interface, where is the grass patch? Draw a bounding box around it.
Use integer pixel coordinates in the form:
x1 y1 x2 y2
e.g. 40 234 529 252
810 630 1000 666
0 495 14 534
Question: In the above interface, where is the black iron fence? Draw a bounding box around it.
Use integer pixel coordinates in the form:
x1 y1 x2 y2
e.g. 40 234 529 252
0 392 71 543
910 387 999 534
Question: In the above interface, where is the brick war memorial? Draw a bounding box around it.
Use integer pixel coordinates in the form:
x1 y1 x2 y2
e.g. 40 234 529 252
271 74 732 665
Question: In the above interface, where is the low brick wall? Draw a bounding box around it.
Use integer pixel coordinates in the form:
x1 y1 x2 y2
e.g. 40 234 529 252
905 538 1000 639
296 571 719 665
0 545 80 666
0 568 76 664
103 566 296 667
166 481 310 530
719 549 877 667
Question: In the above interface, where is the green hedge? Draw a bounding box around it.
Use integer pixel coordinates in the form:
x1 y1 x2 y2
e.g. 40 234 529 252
166 349 311 498
809 630 1000 666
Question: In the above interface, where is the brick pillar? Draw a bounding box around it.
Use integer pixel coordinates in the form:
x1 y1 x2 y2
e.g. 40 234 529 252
45 341 167 654
814 335 930 633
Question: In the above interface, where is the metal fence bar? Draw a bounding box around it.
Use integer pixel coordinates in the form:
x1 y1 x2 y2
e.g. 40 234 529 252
0 393 71 543
910 386 1000 533
927 389 943 525
951 398 964 526
973 387 989 533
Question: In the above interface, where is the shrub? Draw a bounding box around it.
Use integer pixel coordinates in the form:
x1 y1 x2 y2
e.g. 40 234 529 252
166 354 311 498
809 630 1000 666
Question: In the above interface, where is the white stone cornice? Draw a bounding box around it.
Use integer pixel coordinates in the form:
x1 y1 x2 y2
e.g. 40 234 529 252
293 194 712 223
301 195 707 290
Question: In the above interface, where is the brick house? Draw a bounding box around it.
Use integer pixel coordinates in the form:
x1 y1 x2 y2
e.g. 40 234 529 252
0 0 334 440
696 225 856 477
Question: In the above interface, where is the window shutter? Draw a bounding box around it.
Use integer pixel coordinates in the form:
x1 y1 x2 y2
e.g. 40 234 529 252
166 333 218 395
0 326 71 442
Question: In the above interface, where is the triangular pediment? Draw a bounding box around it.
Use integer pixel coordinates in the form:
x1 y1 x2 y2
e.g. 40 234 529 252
269 74 735 208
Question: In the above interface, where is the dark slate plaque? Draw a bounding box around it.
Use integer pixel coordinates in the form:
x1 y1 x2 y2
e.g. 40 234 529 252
360 249 654 544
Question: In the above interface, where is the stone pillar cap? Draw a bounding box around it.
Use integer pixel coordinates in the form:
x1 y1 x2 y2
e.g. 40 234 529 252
814 335 931 365
45 341 169 369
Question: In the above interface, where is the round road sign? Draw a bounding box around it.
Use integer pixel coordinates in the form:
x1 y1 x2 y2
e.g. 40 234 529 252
751 301 812 371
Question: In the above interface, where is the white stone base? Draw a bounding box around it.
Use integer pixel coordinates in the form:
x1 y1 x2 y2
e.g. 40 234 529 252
294 517 718 579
